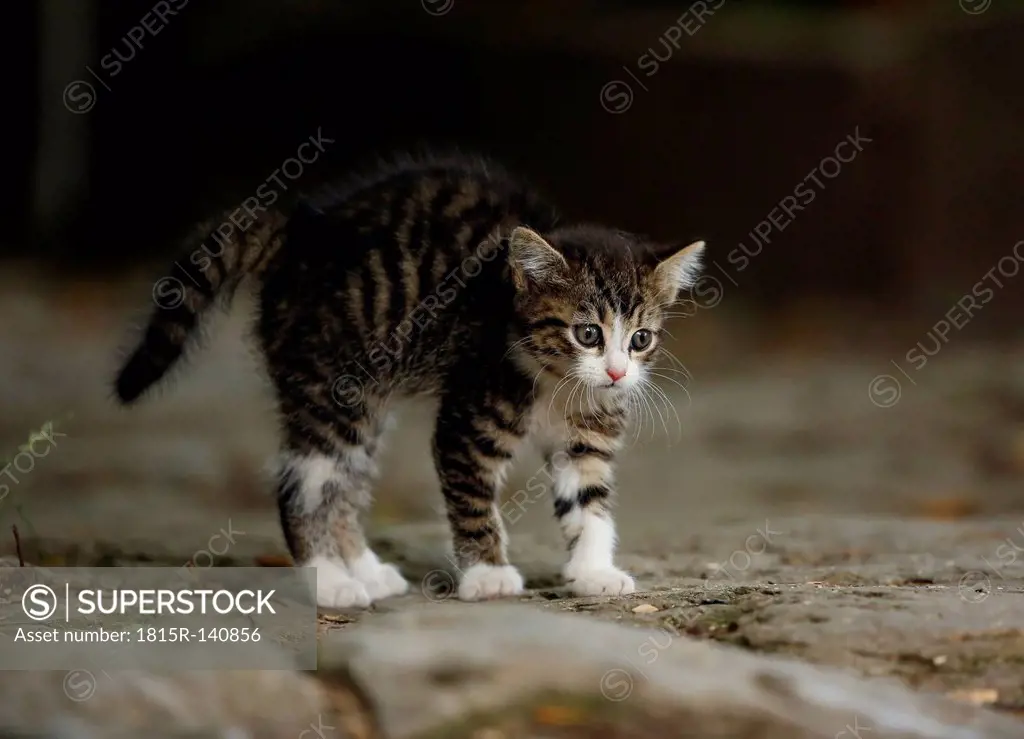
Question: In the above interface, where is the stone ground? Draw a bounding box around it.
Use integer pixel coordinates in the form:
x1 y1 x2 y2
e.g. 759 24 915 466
1 267 1024 737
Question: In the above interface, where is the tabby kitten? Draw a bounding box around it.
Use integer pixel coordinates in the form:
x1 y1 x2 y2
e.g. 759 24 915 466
115 153 705 608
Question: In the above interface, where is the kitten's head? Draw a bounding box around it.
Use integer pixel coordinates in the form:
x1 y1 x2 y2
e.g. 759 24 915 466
507 224 705 394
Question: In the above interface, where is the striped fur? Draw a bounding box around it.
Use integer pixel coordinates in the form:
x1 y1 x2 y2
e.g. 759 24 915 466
115 207 291 403
114 152 705 606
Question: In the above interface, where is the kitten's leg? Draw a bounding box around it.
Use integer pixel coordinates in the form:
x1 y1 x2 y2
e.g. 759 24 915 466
275 447 372 609
434 393 529 601
275 406 407 609
548 409 636 596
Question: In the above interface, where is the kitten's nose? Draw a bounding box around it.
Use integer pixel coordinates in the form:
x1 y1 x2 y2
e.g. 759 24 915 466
606 367 626 382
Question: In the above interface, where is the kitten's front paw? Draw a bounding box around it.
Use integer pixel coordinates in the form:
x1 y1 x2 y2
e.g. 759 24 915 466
564 565 636 597
458 563 524 601
308 555 372 609
349 551 410 601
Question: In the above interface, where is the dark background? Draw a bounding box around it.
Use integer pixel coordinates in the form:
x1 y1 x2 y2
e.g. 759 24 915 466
11 0 1024 334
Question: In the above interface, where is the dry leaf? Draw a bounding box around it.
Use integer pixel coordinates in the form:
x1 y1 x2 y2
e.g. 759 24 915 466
946 688 998 705
533 704 582 726
915 498 979 521
318 612 355 625
255 554 293 567
632 604 659 614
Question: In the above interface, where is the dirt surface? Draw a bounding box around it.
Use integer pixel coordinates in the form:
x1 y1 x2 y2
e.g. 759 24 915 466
2 268 1024 725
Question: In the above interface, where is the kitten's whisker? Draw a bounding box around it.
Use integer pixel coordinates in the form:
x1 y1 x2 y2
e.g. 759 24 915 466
547 371 582 423
655 348 693 383
531 362 552 399
655 384 684 444
630 395 643 445
579 383 597 432
642 377 682 443
570 379 594 433
561 374 581 420
647 371 692 410
572 380 589 430
547 371 577 401
557 370 589 429
628 386 652 444
629 389 646 444
503 336 535 361
626 393 643 446
556 373 584 421
647 367 691 390
642 387 660 443
640 384 665 442
651 363 692 378
648 366 690 388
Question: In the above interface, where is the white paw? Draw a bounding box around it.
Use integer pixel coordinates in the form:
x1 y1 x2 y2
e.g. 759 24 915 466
458 563 524 601
307 555 372 609
366 563 410 599
564 565 635 597
348 550 410 601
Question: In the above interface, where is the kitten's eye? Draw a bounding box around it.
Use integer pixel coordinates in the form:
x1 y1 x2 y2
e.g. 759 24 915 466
572 324 602 347
630 329 654 351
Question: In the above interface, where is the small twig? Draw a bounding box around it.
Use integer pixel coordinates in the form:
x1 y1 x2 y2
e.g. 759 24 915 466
12 525 24 566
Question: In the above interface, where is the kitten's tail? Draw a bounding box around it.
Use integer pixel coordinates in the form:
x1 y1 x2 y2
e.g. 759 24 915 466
114 207 290 404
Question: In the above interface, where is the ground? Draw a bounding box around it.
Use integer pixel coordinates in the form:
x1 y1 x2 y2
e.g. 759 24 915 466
1 268 1023 735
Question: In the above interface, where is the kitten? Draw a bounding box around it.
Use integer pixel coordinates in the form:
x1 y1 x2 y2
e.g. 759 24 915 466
115 153 705 608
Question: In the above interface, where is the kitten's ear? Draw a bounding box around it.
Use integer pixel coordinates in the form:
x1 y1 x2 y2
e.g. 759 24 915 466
652 240 706 301
508 227 568 289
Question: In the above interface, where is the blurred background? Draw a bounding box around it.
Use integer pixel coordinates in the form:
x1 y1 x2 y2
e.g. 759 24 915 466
3 0 1024 583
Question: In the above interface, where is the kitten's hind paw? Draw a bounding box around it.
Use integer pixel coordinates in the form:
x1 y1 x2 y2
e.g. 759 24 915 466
458 563 524 601
565 566 636 597
349 551 410 601
368 563 410 600
318 580 372 609
309 555 373 609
